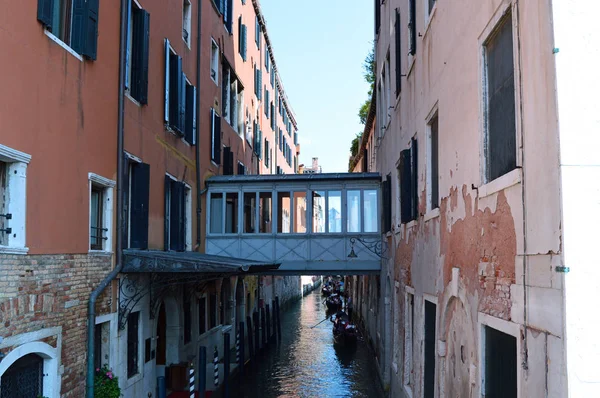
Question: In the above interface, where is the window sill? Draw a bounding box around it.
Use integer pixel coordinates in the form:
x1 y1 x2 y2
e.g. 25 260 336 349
424 207 440 222
405 220 417 229
44 30 83 62
407 54 416 78
124 373 143 389
125 92 142 107
478 168 521 198
0 246 29 255
89 250 113 257
422 6 437 40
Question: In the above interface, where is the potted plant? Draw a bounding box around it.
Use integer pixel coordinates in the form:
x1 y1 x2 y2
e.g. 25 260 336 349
94 365 121 398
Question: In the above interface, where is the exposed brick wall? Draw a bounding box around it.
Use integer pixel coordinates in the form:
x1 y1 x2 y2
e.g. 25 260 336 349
0 254 113 398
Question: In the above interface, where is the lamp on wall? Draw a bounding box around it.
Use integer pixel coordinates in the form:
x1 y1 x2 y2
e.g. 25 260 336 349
348 239 358 258
347 237 386 259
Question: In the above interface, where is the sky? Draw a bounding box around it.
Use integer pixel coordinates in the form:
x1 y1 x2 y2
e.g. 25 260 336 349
259 0 374 173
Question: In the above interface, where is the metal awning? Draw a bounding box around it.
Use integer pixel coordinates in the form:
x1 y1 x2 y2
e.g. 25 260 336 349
122 250 281 274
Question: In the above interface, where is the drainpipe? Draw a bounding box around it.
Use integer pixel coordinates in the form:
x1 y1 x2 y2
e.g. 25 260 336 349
195 0 204 248
86 0 128 396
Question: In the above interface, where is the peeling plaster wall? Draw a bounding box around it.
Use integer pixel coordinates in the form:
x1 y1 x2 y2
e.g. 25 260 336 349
367 0 567 396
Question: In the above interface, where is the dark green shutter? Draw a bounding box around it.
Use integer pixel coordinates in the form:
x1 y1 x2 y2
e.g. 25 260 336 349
411 138 418 220
170 181 185 252
211 110 222 164
83 0 99 59
179 71 187 134
382 175 392 233
169 55 184 134
395 9 402 95
164 39 170 123
374 0 381 35
400 149 412 223
185 85 197 145
223 147 233 175
164 176 171 250
70 0 87 55
226 0 233 33
130 162 150 249
409 0 417 55
241 25 247 61
132 8 150 104
37 0 53 28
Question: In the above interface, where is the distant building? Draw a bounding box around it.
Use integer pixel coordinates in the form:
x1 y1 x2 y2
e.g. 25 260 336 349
299 157 322 174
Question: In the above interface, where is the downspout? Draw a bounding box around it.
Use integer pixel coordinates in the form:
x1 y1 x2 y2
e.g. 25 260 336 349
86 0 128 396
196 0 204 248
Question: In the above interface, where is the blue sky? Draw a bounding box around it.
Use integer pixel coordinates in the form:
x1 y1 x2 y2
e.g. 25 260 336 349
260 0 374 173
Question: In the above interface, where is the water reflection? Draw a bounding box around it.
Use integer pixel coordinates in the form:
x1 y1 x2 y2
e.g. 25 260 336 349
233 290 383 398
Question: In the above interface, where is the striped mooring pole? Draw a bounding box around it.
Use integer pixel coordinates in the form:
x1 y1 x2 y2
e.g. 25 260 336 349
213 346 219 388
189 363 195 398
235 329 240 366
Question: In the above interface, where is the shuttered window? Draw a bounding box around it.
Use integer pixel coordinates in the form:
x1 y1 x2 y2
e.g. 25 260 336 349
164 39 189 135
238 17 247 61
129 162 150 249
223 147 234 175
382 175 392 233
395 9 402 95
264 139 270 168
374 0 381 36
185 83 197 145
270 103 276 130
224 0 233 33
211 109 222 164
37 0 99 59
127 312 140 378
164 176 186 252
130 7 150 104
485 13 516 182
265 87 270 118
237 162 246 175
399 138 419 223
409 0 417 56
255 16 261 49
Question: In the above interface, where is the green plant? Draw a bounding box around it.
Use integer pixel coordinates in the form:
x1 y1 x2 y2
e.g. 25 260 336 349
94 365 121 398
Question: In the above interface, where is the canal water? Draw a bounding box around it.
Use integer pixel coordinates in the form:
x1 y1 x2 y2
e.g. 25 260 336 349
232 289 384 398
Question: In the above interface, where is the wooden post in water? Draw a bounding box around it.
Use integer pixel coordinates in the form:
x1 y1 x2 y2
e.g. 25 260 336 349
253 311 260 353
246 315 255 360
261 307 267 348
265 304 271 345
238 321 245 375
275 296 282 340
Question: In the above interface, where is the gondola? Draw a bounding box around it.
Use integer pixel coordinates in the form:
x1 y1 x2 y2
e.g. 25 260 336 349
325 294 342 312
322 284 333 296
331 311 358 346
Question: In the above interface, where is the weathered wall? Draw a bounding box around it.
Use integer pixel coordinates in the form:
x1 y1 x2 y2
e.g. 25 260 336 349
0 254 113 397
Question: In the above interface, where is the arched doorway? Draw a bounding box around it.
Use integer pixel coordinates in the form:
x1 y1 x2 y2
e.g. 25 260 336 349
0 353 44 398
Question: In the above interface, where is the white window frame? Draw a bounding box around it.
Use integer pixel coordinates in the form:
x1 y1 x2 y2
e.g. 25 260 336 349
89 173 115 254
95 313 118 370
211 39 219 85
425 104 440 218
403 287 415 397
183 0 192 48
0 144 31 255
125 0 143 94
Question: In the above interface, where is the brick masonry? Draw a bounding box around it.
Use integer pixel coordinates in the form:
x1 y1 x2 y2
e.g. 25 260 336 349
0 254 114 398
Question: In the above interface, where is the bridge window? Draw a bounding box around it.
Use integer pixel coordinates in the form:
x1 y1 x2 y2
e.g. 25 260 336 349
244 192 256 233
225 193 238 233
277 192 292 233
259 192 272 233
312 191 326 233
293 192 307 233
210 193 223 234
347 190 362 233
364 190 379 233
329 191 342 233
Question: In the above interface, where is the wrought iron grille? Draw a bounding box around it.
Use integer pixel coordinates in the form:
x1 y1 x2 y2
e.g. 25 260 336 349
0 353 44 398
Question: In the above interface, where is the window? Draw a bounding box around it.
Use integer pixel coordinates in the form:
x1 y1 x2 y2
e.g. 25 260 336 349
127 311 140 379
270 66 275 87
89 177 114 252
164 176 188 252
265 87 270 118
382 174 392 232
312 191 325 233
395 9 402 95
94 321 110 370
225 193 238 233
211 108 222 164
484 13 516 182
0 145 30 252
243 192 256 233
164 39 195 137
128 161 150 249
277 192 291 233
237 162 246 175
255 15 261 49
364 189 379 233
211 39 219 83
183 295 191 344
347 190 361 233
209 294 217 329
223 146 234 175
238 17 247 61
427 114 439 211
259 192 272 233
198 297 207 335
427 0 436 16
222 63 243 132
293 192 307 233
399 138 418 223
210 193 223 234
0 353 44 398
254 64 262 100
403 292 415 392
222 63 231 123
408 0 417 56
223 0 233 33
37 0 99 59
183 0 191 46
484 326 517 398
328 191 342 233
264 139 270 168
374 0 381 35
424 300 436 398
126 3 150 104
210 191 238 234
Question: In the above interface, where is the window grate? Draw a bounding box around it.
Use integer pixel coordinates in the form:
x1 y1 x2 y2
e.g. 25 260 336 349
0 353 44 398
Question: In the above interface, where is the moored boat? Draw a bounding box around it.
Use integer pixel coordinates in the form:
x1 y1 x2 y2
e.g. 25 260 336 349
326 294 342 312
331 311 358 346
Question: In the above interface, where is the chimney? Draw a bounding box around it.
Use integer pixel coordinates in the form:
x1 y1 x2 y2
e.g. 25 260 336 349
312 157 319 171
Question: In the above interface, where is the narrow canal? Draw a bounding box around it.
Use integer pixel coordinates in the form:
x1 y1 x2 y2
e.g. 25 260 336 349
233 289 384 398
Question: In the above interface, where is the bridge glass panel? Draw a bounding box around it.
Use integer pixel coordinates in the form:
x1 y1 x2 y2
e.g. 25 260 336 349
225 193 238 233
277 191 292 233
328 191 342 233
243 192 256 233
293 191 307 233
312 190 326 233
210 193 223 234
347 190 362 233
364 190 378 233
259 192 273 233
